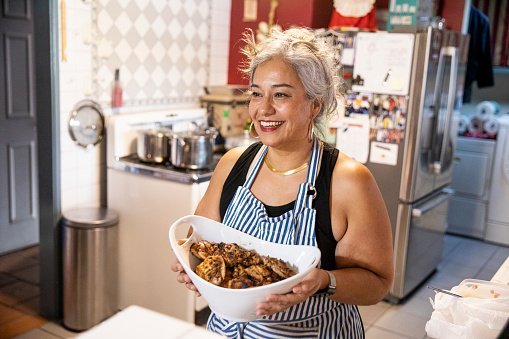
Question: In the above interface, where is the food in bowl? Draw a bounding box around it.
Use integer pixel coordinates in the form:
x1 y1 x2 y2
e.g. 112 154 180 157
169 215 321 322
190 240 296 288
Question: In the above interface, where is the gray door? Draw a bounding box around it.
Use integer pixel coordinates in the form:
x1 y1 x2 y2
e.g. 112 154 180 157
0 0 38 254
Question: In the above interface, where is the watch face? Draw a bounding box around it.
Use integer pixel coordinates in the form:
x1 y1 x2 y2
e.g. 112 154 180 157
68 100 105 147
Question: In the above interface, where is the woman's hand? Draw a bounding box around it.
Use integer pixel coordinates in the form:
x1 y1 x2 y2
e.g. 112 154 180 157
171 260 201 296
256 268 326 316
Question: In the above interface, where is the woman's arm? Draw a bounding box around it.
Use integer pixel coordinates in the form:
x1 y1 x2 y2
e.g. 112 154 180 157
325 153 394 305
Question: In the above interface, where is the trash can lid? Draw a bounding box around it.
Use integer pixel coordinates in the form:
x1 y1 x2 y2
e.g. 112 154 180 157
62 207 119 229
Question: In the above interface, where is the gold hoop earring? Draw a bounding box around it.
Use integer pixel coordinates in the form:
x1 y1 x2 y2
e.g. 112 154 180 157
308 123 314 143
249 121 259 139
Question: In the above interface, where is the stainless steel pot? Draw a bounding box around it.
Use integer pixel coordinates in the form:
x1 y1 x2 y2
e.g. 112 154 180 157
171 127 218 169
137 129 171 163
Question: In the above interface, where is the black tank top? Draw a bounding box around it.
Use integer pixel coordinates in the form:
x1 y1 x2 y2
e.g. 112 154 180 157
219 142 339 270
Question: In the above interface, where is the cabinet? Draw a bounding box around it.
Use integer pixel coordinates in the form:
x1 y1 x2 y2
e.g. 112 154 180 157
447 137 496 238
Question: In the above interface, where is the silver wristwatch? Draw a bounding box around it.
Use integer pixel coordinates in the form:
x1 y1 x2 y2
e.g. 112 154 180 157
325 270 336 295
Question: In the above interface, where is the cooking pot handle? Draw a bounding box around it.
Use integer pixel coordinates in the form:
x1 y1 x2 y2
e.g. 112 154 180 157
205 127 218 137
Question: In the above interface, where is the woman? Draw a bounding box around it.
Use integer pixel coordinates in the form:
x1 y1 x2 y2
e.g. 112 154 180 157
172 27 393 338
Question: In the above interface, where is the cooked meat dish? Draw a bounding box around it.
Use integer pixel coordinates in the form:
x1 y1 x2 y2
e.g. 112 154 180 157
190 240 296 289
195 255 226 286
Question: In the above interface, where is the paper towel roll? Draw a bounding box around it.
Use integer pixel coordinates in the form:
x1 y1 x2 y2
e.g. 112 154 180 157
475 101 500 121
483 117 499 135
457 115 469 134
468 116 484 134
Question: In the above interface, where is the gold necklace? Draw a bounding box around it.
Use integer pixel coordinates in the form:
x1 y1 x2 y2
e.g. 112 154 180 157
264 156 308 176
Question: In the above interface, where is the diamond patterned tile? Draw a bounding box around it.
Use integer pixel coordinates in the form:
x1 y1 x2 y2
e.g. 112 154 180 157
152 17 166 38
133 40 150 63
134 0 150 11
134 14 150 36
93 0 211 106
115 13 132 36
152 0 166 13
97 10 113 34
144 3 158 23
168 1 183 14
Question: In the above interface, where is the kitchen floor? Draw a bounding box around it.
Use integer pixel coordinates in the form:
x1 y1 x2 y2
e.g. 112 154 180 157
0 234 508 339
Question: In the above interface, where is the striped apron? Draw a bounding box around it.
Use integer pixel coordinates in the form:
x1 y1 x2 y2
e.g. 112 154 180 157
207 138 365 338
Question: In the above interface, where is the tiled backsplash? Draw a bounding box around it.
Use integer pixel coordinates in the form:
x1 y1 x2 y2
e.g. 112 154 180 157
93 0 212 107
59 0 231 211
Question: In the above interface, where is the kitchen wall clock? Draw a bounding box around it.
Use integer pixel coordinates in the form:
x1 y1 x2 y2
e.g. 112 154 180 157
68 99 105 148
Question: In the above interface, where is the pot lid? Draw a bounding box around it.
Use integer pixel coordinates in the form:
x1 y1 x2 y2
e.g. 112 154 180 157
68 99 105 148
175 127 218 138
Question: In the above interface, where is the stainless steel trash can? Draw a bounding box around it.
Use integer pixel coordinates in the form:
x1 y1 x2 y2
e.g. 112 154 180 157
62 207 119 331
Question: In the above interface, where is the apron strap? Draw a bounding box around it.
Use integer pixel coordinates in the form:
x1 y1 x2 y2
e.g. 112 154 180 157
243 145 268 189
292 138 323 220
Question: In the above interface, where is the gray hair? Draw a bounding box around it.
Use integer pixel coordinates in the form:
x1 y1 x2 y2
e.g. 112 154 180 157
240 27 343 141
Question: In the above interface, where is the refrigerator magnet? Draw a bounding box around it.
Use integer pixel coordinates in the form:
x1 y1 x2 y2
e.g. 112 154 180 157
336 114 370 164
370 142 398 166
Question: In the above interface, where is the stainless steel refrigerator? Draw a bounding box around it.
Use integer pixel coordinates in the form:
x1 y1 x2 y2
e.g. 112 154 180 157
345 27 469 303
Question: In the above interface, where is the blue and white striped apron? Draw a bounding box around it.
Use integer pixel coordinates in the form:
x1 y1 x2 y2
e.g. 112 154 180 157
207 138 365 338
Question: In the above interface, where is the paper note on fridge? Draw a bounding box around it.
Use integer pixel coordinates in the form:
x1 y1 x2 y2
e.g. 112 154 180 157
352 32 414 96
336 114 370 164
370 142 398 166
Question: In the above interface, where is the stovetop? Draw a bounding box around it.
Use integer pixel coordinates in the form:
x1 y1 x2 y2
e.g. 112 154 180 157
112 154 221 184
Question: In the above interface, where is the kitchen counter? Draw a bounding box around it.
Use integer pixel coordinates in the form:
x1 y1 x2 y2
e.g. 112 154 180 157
76 257 509 339
76 305 222 339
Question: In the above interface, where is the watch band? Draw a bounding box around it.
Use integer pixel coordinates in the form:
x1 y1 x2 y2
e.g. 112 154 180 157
325 270 336 295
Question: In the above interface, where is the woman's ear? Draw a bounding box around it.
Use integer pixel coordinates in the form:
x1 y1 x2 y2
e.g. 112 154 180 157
311 98 323 118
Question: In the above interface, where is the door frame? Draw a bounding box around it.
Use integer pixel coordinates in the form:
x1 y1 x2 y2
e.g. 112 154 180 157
34 0 61 319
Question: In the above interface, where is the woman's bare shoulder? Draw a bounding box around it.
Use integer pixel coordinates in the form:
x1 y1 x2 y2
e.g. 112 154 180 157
215 145 251 173
209 144 257 186
332 152 374 184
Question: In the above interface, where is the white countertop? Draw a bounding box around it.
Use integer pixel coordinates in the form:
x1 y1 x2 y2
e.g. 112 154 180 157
76 305 222 339
77 256 509 339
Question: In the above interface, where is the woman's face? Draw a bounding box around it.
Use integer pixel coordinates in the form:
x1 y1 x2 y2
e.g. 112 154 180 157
249 57 320 149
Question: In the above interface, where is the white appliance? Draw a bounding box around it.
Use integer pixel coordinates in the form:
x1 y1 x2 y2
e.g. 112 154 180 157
485 115 509 245
106 106 213 323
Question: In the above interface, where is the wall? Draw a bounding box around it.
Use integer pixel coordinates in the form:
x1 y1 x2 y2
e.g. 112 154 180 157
227 0 332 84
59 0 231 211
94 1 209 106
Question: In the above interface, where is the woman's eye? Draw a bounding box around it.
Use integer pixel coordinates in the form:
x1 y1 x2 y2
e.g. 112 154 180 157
274 92 289 98
250 92 262 98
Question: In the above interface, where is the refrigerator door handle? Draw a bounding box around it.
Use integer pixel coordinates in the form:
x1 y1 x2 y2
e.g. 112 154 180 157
438 47 458 172
412 188 454 217
432 46 458 174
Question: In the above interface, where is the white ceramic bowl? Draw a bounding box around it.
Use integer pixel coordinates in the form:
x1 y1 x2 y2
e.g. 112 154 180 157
169 215 321 322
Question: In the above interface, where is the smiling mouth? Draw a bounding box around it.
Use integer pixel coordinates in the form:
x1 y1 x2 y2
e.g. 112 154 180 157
259 121 284 127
